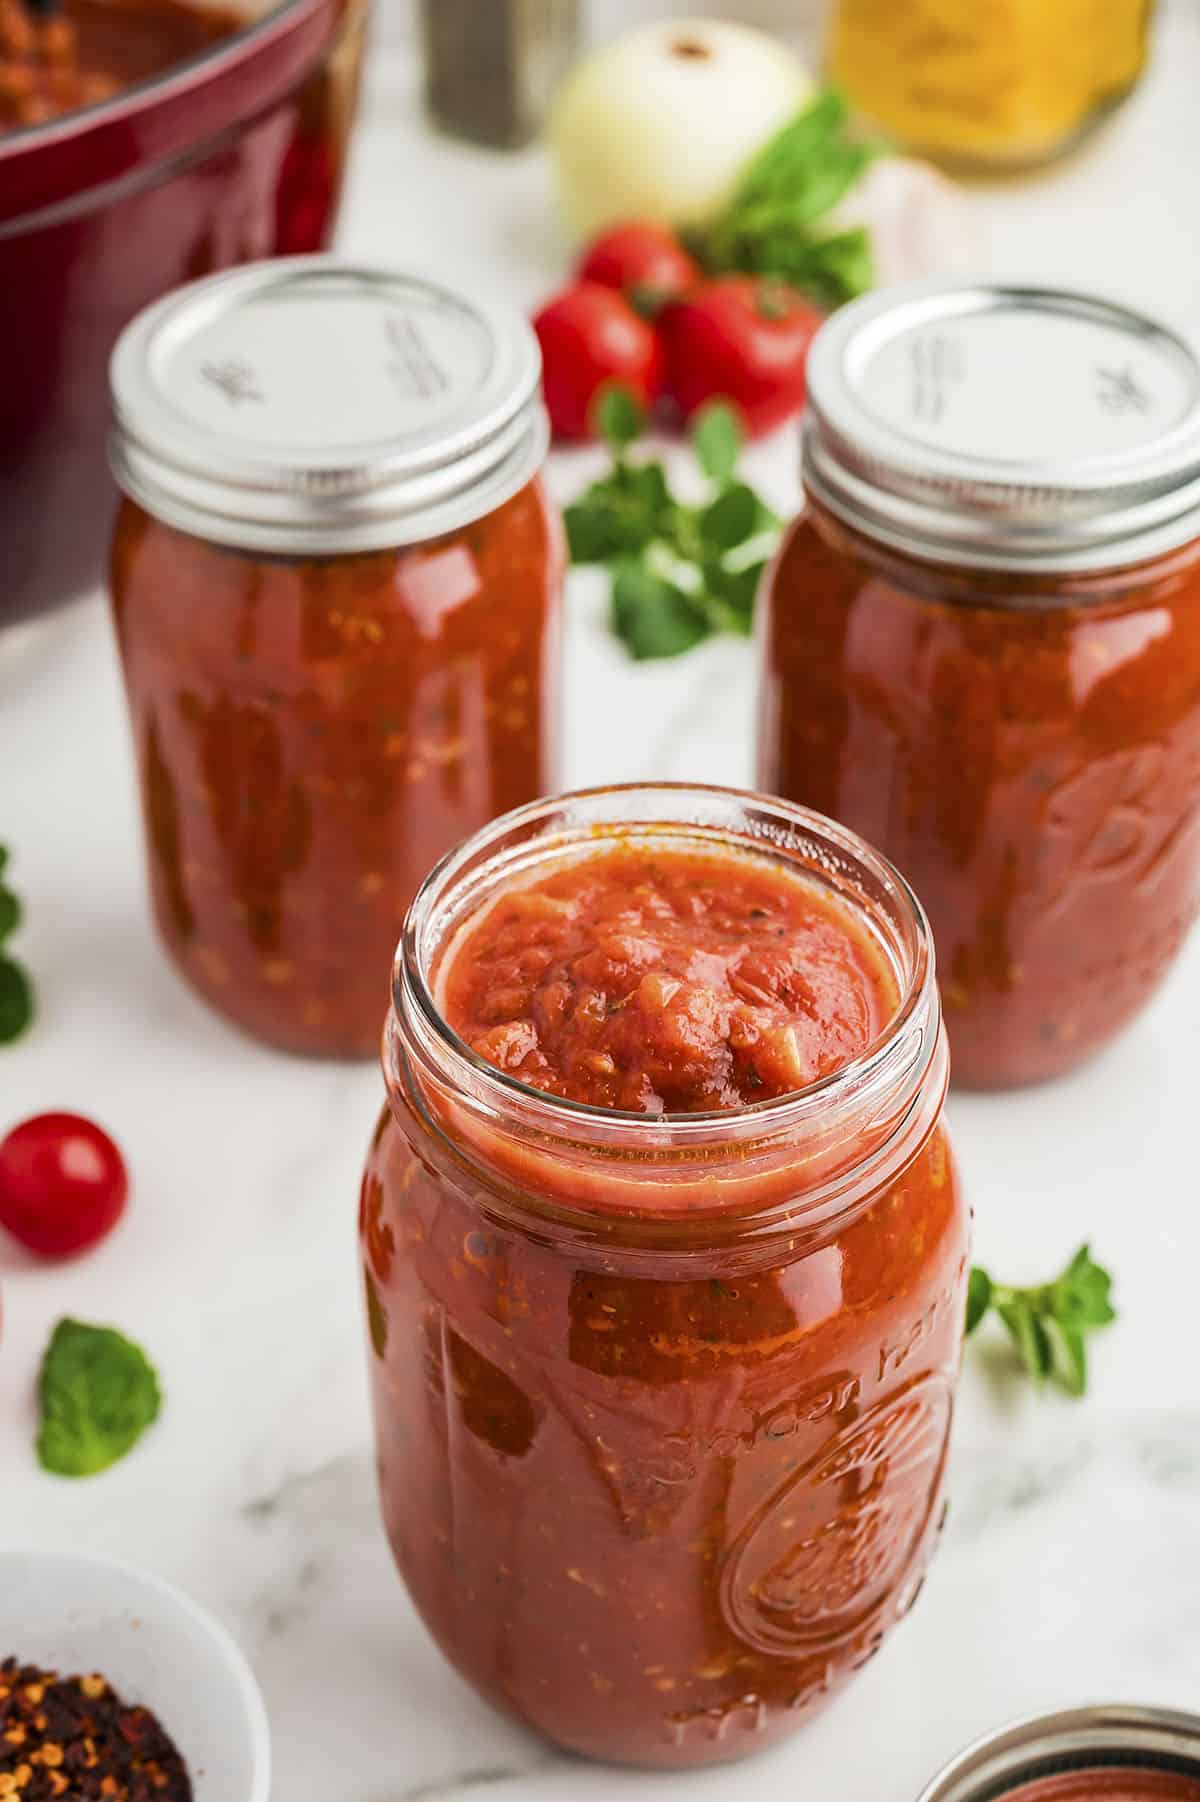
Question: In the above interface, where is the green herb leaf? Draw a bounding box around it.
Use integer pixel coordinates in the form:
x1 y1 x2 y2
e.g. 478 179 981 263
699 559 766 636
0 956 32 1045
965 1266 993 1335
965 1244 1116 1397
571 401 777 659
0 886 19 943
565 458 673 565
699 482 761 553
691 403 742 487
611 562 709 661
38 1318 162 1478
695 89 878 309
594 382 645 451
0 846 34 1044
997 1298 1053 1384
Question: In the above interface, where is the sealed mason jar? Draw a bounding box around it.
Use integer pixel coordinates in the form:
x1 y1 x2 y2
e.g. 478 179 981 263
109 259 561 1058
829 0 1153 170
361 783 968 1769
759 281 1200 1091
918 1704 1200 1802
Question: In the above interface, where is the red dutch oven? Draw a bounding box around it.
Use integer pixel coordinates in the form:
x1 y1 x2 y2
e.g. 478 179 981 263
0 0 366 624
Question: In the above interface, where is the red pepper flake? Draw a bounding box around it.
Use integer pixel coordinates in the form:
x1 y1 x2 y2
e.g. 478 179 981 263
0 1660 191 1802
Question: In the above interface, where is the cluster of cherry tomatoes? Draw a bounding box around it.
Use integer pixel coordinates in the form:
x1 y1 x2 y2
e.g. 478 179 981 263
533 222 823 444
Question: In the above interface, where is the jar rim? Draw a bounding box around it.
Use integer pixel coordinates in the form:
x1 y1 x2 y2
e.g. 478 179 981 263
392 782 941 1150
915 1705 1200 1802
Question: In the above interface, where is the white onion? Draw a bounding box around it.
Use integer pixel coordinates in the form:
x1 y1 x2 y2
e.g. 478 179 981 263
548 19 812 242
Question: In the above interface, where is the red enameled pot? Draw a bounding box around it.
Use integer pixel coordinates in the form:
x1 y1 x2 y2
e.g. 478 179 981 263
0 0 366 625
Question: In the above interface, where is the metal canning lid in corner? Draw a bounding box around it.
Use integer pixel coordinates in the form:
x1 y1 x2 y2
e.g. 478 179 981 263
916 1705 1200 1802
802 279 1200 573
108 256 548 556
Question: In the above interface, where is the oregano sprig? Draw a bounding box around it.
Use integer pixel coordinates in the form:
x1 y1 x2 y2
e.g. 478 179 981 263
965 1244 1116 1397
0 845 33 1045
566 389 781 661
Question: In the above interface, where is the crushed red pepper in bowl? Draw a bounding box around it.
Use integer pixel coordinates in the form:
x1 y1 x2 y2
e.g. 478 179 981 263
0 1659 191 1801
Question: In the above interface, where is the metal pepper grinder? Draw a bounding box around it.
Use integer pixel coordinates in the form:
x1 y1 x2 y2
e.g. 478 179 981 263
421 0 580 149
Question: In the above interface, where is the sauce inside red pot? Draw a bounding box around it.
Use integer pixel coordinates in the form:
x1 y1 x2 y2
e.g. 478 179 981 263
0 0 242 130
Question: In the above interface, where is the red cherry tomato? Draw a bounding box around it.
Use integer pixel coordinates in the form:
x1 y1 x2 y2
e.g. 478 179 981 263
0 1112 128 1259
661 276 822 439
533 282 663 442
577 223 700 316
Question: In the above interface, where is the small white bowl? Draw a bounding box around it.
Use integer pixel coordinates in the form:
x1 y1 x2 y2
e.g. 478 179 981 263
0 1549 270 1802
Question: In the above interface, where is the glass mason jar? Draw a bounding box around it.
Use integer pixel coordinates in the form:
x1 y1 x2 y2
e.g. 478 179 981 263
829 0 1154 170
361 785 969 1769
109 259 561 1059
916 1704 1200 1802
759 282 1200 1091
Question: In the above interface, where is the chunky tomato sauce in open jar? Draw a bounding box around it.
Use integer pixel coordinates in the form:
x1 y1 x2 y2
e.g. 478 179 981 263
109 260 561 1057
760 283 1200 1089
916 1705 1200 1802
361 784 968 1768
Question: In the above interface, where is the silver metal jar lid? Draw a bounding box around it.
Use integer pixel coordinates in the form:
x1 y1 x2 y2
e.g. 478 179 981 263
109 257 548 555
803 281 1200 573
917 1705 1200 1802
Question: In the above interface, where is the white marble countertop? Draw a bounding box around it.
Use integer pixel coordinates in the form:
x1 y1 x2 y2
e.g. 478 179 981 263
5 17 1200 1802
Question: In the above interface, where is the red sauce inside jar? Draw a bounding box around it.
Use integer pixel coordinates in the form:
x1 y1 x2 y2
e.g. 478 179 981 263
759 504 1200 1088
111 480 560 1058
1003 1772 1200 1802
364 816 967 1767
440 843 893 1112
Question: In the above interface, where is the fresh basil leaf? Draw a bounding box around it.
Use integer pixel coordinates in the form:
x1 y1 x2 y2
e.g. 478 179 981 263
965 1267 993 1335
700 90 879 308
725 90 853 212
0 956 32 1045
38 1318 162 1478
700 482 759 552
0 845 8 877
692 403 742 487
594 382 645 450
611 562 710 661
725 225 875 310
0 886 19 943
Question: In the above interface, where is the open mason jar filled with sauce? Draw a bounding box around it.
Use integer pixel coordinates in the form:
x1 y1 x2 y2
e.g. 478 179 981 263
361 783 969 1768
917 1704 1200 1802
759 281 1200 1091
109 259 561 1058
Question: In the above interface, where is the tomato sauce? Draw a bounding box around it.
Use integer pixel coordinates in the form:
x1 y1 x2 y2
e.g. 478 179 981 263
0 0 242 131
1003 1774 1200 1802
440 844 893 1112
363 797 968 1767
760 502 1200 1089
111 481 560 1058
